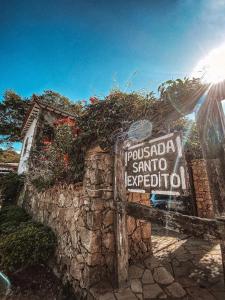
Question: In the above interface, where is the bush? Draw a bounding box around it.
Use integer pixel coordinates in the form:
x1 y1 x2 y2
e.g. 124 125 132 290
0 205 31 236
0 206 57 272
0 173 24 206
0 221 56 272
0 205 30 227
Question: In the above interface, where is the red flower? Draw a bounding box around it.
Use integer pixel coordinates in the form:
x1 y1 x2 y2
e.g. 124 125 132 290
90 97 98 104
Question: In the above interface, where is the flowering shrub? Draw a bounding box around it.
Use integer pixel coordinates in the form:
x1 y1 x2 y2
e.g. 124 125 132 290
29 88 203 190
29 123 76 190
76 91 158 150
89 96 99 104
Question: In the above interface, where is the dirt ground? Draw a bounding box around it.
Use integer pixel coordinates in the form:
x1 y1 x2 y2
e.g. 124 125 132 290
1 265 76 300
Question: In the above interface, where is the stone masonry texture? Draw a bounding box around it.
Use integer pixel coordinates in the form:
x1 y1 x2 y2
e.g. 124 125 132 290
127 192 152 264
19 146 216 298
191 159 214 218
21 147 116 298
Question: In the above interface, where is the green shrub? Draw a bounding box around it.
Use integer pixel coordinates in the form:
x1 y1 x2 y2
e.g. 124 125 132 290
0 221 56 272
0 173 24 206
30 172 55 192
0 205 30 228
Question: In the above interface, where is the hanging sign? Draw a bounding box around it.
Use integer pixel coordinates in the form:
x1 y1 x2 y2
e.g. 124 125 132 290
124 132 189 196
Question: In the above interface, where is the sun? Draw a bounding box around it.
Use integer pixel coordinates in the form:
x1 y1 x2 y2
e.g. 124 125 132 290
192 43 225 84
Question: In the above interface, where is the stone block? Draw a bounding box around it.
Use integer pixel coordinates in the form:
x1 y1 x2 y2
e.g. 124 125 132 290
132 227 142 242
142 269 154 284
70 262 83 281
143 284 166 299
141 222 151 239
145 256 161 270
102 191 113 200
131 279 142 293
79 227 101 252
87 188 103 198
103 210 114 227
103 232 115 251
153 267 174 285
165 282 186 298
99 292 116 300
127 216 136 235
129 265 144 279
132 192 142 203
115 288 137 300
91 198 105 210
87 252 104 266
86 211 102 229
128 193 133 202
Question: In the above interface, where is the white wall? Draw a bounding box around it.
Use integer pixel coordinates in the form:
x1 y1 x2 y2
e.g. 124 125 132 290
18 118 38 175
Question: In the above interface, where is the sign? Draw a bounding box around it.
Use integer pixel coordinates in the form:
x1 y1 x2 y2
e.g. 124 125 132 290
124 132 189 196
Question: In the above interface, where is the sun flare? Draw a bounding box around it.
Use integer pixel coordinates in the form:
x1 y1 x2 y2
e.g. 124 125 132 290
192 43 225 84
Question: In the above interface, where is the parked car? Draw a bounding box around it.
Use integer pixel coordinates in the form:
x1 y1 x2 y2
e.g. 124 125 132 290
150 193 186 213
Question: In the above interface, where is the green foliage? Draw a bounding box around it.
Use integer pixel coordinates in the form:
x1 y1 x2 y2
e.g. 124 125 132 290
0 205 30 236
30 90 158 188
54 124 74 154
0 90 30 144
0 174 24 206
0 206 30 228
0 222 56 272
76 90 157 150
69 136 86 182
37 90 83 116
29 86 204 188
0 89 83 146
29 124 76 190
29 170 56 192
158 77 206 115
171 118 203 159
0 206 56 272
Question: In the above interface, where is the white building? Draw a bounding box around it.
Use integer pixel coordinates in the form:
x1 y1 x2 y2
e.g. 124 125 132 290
18 97 76 175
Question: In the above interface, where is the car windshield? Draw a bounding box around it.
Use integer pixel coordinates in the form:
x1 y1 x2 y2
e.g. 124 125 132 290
151 194 170 201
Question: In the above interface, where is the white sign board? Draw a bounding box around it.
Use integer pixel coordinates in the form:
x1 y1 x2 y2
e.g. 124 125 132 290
124 132 189 196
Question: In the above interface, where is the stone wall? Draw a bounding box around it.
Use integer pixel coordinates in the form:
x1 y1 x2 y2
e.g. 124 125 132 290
21 147 116 298
127 192 152 263
191 159 214 218
207 159 225 216
19 147 217 296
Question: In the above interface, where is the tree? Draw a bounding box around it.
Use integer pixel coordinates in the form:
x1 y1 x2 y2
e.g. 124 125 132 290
171 117 202 159
38 90 71 108
157 78 206 158
38 90 83 116
0 90 83 145
158 77 206 115
0 90 30 144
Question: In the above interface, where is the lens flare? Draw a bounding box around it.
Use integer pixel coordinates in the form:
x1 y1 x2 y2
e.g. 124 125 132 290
192 43 225 84
0 271 11 297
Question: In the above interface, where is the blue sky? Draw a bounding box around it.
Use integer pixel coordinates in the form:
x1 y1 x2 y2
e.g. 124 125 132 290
1 0 225 151
1 0 225 101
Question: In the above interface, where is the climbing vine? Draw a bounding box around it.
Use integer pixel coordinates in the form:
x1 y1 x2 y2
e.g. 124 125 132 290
29 85 203 190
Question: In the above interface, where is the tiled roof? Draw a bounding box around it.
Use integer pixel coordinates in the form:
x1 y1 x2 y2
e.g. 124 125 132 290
21 96 77 137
